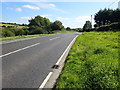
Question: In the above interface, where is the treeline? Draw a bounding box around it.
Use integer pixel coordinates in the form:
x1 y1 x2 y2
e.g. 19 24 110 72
94 8 120 27
1 15 77 37
83 8 120 32
28 16 64 34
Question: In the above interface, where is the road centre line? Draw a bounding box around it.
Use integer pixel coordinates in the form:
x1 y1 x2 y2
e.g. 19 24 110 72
50 37 60 41
39 72 53 89
0 43 40 58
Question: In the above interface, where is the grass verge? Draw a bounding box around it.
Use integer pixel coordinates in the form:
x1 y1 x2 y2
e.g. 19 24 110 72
0 34 47 42
56 31 119 89
0 30 75 42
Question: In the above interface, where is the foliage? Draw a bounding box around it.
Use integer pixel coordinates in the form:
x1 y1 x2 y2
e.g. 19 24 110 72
51 20 64 31
75 28 83 32
2 29 15 37
28 15 52 34
83 21 92 31
56 32 119 89
94 8 120 27
66 27 71 31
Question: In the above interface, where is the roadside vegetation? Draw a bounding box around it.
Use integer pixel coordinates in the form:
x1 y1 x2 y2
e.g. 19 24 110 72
83 8 120 32
0 16 80 41
56 31 119 89
1 34 47 41
0 30 76 41
56 8 120 89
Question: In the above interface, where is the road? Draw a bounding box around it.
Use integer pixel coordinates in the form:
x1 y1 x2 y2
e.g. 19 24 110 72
2 33 79 89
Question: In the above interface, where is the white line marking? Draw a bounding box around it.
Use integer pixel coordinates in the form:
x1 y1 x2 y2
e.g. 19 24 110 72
39 72 53 89
0 43 40 58
50 37 60 41
56 35 78 65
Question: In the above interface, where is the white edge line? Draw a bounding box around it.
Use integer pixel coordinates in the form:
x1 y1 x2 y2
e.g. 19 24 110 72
56 35 78 65
39 72 53 89
0 43 40 58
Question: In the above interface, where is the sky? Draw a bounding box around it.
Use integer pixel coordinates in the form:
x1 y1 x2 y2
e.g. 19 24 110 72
1 0 119 28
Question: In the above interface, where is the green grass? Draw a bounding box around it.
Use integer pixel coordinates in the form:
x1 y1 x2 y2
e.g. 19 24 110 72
56 31 119 89
1 34 47 41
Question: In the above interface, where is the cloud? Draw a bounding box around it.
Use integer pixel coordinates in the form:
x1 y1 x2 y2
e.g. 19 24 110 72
20 17 33 19
41 14 52 17
15 8 22 12
48 4 56 7
57 17 70 21
22 5 40 10
20 15 52 20
32 2 66 13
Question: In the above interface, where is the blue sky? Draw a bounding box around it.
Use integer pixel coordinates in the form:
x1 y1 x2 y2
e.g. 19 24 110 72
1 0 119 28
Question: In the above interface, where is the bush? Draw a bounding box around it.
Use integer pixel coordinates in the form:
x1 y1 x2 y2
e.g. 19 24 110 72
29 27 48 34
2 29 15 37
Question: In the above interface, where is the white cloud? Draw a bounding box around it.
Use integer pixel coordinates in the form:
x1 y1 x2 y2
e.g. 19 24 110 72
22 5 40 10
32 2 66 13
49 4 56 7
57 17 70 21
20 17 33 19
20 15 52 20
15 8 22 12
41 14 52 17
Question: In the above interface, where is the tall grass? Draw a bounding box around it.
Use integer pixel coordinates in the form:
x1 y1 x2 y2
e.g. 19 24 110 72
56 31 119 89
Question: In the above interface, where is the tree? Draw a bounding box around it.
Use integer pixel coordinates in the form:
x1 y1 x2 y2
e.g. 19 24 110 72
83 21 92 31
94 8 120 27
28 15 52 34
66 27 71 30
51 20 64 31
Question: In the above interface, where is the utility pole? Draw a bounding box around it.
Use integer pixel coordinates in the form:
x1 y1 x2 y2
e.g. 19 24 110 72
118 1 120 9
91 15 92 28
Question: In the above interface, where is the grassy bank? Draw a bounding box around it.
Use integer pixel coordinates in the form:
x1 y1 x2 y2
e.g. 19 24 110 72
56 31 119 89
0 30 75 42
0 34 47 42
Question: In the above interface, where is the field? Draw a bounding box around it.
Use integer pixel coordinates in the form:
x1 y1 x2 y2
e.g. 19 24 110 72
56 31 119 89
0 23 28 29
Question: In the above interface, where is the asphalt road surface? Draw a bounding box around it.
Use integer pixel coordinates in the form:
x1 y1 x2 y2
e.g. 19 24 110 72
2 33 79 89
